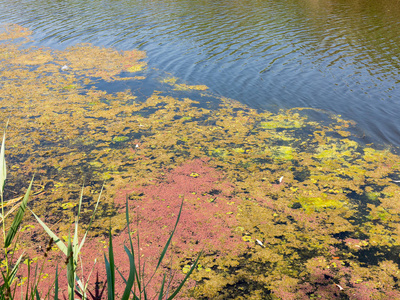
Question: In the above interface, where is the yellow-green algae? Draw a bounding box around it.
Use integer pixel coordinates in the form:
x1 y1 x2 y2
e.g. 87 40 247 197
1 24 400 299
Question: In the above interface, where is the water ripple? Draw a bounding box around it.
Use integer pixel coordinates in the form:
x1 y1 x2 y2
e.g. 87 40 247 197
1 0 400 149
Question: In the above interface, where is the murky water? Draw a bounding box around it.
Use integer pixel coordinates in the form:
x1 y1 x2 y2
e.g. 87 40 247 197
0 0 400 149
2 2 400 297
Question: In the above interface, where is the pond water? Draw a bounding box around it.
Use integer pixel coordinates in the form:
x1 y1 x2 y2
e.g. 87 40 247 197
2 1 400 298
1 0 400 149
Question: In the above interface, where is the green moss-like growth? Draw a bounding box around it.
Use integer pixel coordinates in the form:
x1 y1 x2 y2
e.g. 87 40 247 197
2 24 400 299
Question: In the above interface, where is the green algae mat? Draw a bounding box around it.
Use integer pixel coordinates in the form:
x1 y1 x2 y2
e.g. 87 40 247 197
1 24 400 299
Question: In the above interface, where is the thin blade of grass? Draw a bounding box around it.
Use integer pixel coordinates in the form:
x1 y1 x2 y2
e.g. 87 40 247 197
166 250 202 300
54 265 59 300
24 259 31 300
30 209 67 255
73 219 79 259
9 252 24 284
73 186 84 258
125 195 140 292
156 199 184 270
157 274 166 300
116 267 139 300
104 225 115 300
121 245 135 300
0 121 8 195
77 185 103 255
67 236 75 300
104 255 113 300
35 287 40 300
5 176 34 248
30 260 40 300
72 189 84 295
142 262 147 299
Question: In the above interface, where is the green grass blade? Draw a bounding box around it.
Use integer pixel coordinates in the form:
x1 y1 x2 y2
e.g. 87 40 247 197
5 176 34 248
35 287 40 300
125 196 140 292
116 267 140 300
25 259 31 300
109 228 115 298
77 185 103 255
77 185 83 217
67 236 75 300
104 254 113 300
54 265 58 300
0 121 8 195
166 250 202 300
73 219 79 260
121 245 135 300
104 226 115 300
157 274 166 300
30 209 67 255
73 186 84 259
156 199 184 270
9 253 24 284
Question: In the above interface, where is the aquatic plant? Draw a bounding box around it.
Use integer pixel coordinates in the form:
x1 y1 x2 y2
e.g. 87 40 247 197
2 23 400 298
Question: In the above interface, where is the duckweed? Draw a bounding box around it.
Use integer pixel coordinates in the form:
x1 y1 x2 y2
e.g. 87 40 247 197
2 24 400 299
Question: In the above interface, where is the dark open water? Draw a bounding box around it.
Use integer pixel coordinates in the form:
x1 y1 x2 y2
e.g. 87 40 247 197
1 0 400 149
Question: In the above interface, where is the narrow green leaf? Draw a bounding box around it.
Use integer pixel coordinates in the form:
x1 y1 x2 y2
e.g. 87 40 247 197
156 199 184 270
104 254 114 300
142 262 147 299
25 259 31 300
9 253 24 284
77 185 103 255
109 227 115 300
73 186 84 260
121 245 135 300
30 209 67 255
35 287 40 300
166 250 202 300
116 267 140 300
0 121 8 195
125 195 140 292
5 176 34 248
158 274 166 300
54 265 59 300
73 219 79 260
105 225 115 300
67 236 75 300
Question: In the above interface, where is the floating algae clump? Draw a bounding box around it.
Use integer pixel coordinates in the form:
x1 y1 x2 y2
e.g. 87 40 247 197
2 24 400 299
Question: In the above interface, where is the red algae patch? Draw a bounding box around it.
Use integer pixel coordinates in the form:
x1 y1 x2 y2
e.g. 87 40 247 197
114 158 244 255
107 158 246 296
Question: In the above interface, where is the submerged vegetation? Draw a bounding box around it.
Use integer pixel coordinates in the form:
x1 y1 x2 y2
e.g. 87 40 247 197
1 23 400 299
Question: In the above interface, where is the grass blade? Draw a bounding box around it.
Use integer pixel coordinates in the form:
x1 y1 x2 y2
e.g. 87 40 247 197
116 267 140 300
156 199 184 270
104 226 115 300
30 209 67 255
66 236 75 300
9 253 24 284
73 185 84 259
121 245 135 300
125 196 140 293
54 265 59 300
4 176 34 248
157 274 166 300
77 185 103 255
0 121 8 195
104 255 113 300
166 250 202 300
35 287 40 300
